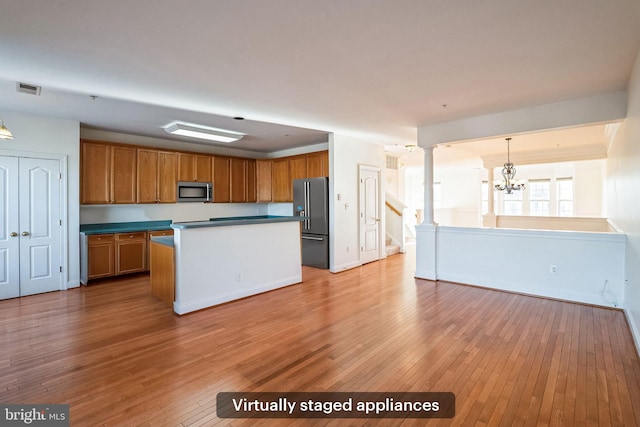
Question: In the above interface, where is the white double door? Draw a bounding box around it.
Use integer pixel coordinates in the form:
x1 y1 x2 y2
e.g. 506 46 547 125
0 155 62 300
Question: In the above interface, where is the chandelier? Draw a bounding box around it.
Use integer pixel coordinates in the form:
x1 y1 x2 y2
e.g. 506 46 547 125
494 137 525 194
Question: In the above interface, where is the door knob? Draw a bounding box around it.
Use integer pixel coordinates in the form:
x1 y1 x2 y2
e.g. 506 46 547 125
22 231 30 236
10 232 18 237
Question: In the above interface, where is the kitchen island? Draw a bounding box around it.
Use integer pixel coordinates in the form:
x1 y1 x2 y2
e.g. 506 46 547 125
166 215 304 315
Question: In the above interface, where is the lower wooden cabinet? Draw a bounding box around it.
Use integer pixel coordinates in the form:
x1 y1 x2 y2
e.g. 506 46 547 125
87 234 115 280
147 229 174 271
83 231 149 283
116 232 147 275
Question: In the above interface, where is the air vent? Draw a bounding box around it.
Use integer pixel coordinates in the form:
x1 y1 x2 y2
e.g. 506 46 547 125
386 155 398 170
16 82 41 96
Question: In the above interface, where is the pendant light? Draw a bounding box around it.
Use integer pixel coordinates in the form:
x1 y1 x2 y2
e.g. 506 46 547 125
494 137 525 194
0 119 14 140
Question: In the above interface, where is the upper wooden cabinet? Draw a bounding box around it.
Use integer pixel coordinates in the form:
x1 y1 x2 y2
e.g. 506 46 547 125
80 140 327 205
81 141 136 204
178 153 212 182
289 156 307 183
158 151 178 203
256 160 272 203
212 156 230 203
306 151 329 178
137 149 177 203
271 158 290 202
230 158 257 203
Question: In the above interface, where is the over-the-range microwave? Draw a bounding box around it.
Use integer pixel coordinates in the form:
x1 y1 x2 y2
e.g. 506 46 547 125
177 181 212 202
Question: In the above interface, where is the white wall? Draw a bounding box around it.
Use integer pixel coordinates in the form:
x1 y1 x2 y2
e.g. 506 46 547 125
607 48 640 353
437 226 625 308
0 110 80 288
329 133 385 272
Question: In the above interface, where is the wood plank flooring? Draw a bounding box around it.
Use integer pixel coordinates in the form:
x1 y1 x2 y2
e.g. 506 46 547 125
1 251 639 426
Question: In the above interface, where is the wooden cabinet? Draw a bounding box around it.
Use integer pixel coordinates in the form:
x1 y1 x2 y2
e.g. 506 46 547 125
178 153 212 182
147 229 174 271
246 159 256 202
137 149 177 203
212 156 230 202
158 152 178 203
116 232 147 275
271 158 290 202
289 156 307 183
87 234 115 280
137 149 158 203
150 241 175 306
81 141 136 204
256 160 272 202
230 158 257 203
306 150 329 178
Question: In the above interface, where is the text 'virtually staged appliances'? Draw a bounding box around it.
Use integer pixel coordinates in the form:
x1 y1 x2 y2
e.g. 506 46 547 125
177 181 212 202
293 177 329 269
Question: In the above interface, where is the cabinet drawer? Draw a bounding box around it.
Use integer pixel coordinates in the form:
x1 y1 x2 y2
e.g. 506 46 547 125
88 234 115 245
116 231 147 240
148 229 174 238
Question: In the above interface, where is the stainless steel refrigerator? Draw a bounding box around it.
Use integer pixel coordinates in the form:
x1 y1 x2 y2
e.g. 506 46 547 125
293 177 329 269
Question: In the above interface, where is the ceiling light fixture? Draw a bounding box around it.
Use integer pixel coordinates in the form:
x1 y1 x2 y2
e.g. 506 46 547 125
405 144 417 152
0 119 14 140
163 121 245 143
494 137 525 194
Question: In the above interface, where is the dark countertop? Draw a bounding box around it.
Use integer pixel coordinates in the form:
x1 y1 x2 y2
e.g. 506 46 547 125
171 215 305 229
150 236 175 247
80 220 173 235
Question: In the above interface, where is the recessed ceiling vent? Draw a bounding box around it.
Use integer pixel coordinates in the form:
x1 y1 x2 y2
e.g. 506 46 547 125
16 82 41 96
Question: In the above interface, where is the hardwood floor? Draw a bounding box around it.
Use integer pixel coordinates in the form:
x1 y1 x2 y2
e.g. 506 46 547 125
1 252 639 426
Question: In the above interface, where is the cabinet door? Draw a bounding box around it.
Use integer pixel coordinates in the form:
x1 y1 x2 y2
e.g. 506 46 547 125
212 156 230 202
111 146 137 204
178 153 196 182
87 234 115 279
158 152 178 203
271 158 290 202
116 232 147 275
289 156 307 183
306 151 329 178
137 149 158 203
195 155 212 182
81 142 111 204
230 158 247 203
146 229 174 271
246 159 257 203
256 159 272 202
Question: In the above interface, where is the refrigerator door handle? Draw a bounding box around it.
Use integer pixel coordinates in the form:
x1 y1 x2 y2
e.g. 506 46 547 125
305 181 311 230
302 235 324 241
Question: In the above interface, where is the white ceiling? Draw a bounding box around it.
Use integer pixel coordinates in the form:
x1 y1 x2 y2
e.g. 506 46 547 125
1 1 639 152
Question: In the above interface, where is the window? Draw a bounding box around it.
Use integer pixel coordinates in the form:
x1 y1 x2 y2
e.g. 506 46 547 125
433 182 442 209
557 178 573 216
529 179 550 216
503 190 523 215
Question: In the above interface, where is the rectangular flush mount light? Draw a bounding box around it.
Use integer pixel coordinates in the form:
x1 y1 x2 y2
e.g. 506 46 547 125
163 121 245 143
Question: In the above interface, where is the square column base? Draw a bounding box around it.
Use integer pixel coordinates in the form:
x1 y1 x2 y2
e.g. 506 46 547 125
415 223 437 280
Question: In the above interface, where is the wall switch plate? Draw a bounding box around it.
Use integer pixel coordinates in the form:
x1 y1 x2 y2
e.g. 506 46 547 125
550 265 558 274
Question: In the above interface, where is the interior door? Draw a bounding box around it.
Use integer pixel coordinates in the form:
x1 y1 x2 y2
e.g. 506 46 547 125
359 166 381 265
18 158 62 297
0 156 20 299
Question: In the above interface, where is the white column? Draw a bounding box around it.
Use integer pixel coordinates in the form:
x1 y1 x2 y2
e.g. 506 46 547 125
422 146 435 225
415 144 437 281
487 166 495 215
483 164 497 227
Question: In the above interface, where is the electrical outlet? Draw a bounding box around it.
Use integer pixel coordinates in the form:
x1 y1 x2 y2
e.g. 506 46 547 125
235 272 243 281
550 265 558 274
